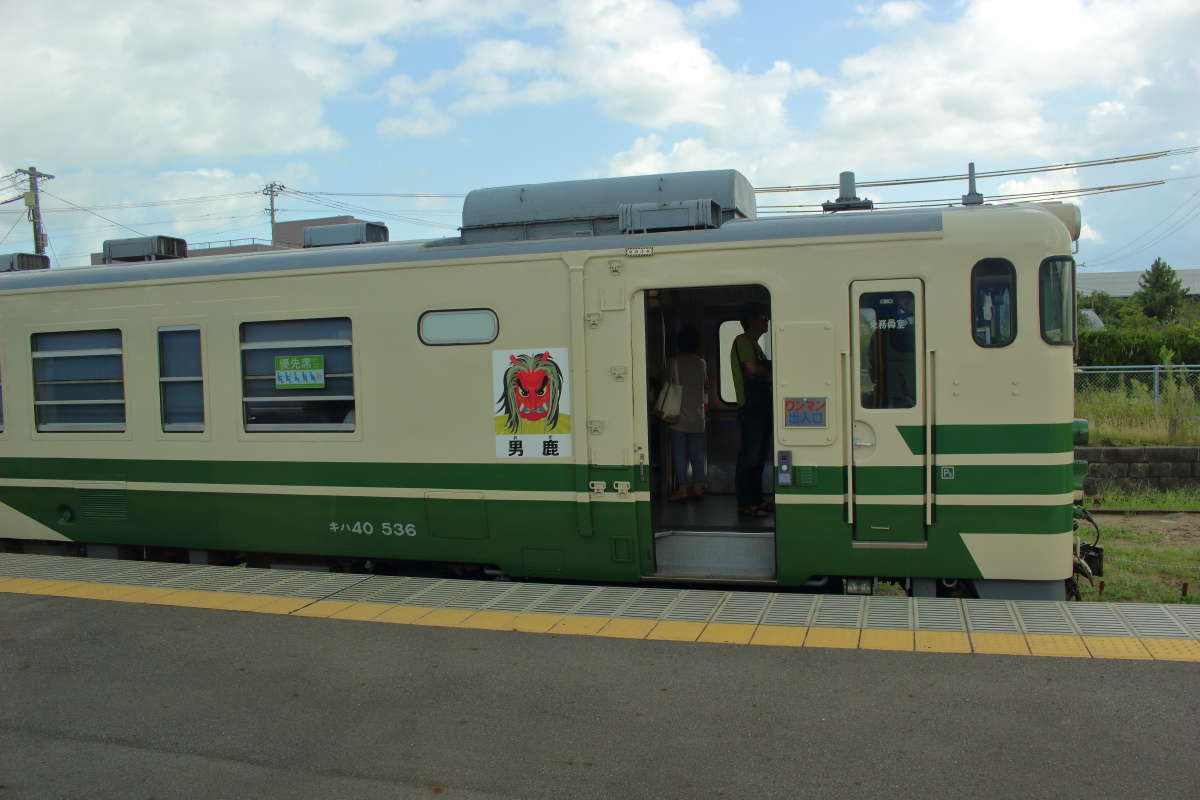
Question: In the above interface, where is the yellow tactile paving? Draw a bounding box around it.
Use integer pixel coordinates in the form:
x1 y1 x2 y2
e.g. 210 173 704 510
290 599 358 618
1140 638 1200 662
646 621 706 641
511 613 565 633
969 633 1030 655
804 627 860 649
1084 636 1152 660
859 629 914 651
120 587 192 604
138 589 213 607
597 618 657 638
750 625 808 647
327 602 395 621
461 610 521 630
373 605 435 624
547 615 610 636
0 578 61 594
1026 634 1090 658
698 623 757 645
414 608 477 627
35 580 93 598
253 597 314 615
915 631 972 653
71 583 147 602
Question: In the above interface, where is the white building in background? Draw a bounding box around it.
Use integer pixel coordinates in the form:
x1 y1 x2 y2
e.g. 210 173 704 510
1077 268 1200 298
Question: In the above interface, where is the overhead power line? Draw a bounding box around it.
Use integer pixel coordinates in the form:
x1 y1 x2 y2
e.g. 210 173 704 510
758 179 1165 213
41 189 146 239
754 146 1200 194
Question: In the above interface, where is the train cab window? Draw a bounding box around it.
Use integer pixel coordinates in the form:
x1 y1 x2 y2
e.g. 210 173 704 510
31 329 126 432
859 292 917 409
1040 257 1075 345
158 327 205 432
419 309 498 345
240 317 355 431
971 259 1016 347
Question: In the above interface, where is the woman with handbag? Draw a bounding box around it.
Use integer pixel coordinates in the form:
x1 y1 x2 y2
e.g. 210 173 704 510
663 327 710 502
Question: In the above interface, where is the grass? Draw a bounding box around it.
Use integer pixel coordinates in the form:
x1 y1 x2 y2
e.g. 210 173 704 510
1076 383 1200 446
1076 520 1199 605
1085 486 1200 510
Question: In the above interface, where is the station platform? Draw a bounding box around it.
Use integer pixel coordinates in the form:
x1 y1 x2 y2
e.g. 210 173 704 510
3 552 1197 661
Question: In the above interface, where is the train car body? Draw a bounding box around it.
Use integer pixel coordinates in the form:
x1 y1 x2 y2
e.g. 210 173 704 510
0 170 1082 600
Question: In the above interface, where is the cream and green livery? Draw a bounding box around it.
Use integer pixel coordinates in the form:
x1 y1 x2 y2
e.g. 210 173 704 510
0 169 1085 600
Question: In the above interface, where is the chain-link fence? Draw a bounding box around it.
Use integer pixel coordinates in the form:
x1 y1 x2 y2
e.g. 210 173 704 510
1075 365 1200 445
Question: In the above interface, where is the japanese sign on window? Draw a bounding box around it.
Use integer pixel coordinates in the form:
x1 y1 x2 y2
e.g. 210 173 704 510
493 348 572 458
275 355 325 389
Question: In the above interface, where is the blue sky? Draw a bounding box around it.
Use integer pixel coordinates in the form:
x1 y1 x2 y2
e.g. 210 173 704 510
2 0 1197 272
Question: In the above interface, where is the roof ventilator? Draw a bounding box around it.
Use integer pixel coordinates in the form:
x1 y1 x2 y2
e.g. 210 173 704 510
618 198 721 234
1 252 50 271
822 171 874 212
453 170 756 245
303 221 389 248
101 236 188 264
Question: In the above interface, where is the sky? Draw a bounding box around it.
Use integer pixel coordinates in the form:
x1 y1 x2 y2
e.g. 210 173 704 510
1 0 1198 273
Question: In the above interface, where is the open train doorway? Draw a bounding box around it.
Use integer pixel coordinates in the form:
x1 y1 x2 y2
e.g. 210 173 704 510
643 284 776 582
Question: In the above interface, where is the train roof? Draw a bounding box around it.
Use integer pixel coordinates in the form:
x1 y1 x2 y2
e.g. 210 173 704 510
0 185 1077 294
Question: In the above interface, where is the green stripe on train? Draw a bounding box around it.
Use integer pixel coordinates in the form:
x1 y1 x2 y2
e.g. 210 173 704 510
897 423 1075 455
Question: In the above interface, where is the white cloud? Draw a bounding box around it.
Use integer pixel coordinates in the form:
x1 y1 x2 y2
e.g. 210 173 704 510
854 2 929 28
377 99 457 138
689 0 740 21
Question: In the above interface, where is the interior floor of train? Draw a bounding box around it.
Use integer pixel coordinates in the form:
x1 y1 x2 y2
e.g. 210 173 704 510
651 494 776 581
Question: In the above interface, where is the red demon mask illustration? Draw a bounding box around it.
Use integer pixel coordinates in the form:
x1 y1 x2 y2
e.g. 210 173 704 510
498 351 564 433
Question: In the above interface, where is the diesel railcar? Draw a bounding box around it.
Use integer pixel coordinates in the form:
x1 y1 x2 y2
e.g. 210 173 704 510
0 169 1087 600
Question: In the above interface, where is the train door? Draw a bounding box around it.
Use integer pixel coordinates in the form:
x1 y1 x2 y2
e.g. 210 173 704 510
638 285 776 582
849 280 929 543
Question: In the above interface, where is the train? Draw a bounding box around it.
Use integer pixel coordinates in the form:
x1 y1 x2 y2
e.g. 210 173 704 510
0 168 1090 600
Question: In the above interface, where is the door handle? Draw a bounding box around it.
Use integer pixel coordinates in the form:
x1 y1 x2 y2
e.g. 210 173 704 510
853 438 874 448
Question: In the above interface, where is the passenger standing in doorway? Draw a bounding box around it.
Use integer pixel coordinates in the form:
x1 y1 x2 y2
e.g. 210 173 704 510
732 303 772 517
668 327 709 502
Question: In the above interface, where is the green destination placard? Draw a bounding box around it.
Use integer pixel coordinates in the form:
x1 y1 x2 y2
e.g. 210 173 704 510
275 355 325 389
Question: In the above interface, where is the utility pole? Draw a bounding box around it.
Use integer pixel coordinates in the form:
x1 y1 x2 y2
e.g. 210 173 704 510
262 182 285 244
17 166 54 256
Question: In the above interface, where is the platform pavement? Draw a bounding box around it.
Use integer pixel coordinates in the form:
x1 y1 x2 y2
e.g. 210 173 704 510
2 589 1198 800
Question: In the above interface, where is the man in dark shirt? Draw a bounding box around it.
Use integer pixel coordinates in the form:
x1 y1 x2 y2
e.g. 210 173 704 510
731 303 772 517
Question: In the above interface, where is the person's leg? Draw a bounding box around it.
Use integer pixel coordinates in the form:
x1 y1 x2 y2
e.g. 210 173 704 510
735 410 753 510
743 409 770 509
670 429 690 500
754 409 774 509
687 433 706 496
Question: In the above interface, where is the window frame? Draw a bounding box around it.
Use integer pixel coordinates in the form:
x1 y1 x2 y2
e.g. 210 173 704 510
30 328 127 432
157 325 206 433
239 317 356 433
1038 256 1076 346
418 308 499 346
970 258 1018 348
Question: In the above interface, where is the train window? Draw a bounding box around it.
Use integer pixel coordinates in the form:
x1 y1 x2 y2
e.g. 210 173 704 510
240 317 355 432
718 320 772 405
31 329 126 432
859 292 917 409
971 259 1016 347
419 309 498 345
158 326 205 432
1040 257 1075 345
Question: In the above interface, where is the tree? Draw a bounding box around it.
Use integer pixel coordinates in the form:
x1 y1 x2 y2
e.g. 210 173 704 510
1132 257 1189 321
